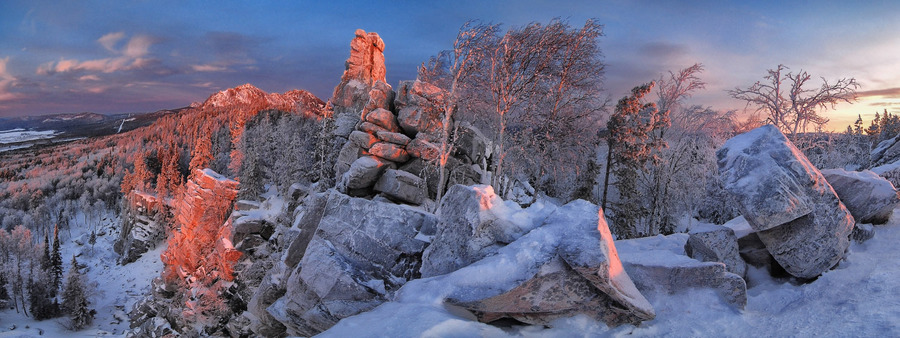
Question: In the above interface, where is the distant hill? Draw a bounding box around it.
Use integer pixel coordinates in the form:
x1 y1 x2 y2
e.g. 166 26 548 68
0 109 185 139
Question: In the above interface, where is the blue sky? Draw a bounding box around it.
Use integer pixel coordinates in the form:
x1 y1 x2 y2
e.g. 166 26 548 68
1 0 899 129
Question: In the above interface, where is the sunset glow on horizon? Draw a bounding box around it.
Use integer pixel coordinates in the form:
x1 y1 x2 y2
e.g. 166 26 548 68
1 1 898 132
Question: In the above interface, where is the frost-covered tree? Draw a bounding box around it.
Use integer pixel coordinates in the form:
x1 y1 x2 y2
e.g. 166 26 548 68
50 226 63 294
728 64 859 140
602 82 669 238
61 255 93 330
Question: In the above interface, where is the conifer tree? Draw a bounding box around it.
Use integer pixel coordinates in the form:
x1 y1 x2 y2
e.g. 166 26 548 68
41 232 51 271
61 255 93 330
50 226 63 294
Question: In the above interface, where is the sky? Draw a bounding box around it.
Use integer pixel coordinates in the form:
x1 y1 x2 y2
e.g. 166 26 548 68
1 0 899 130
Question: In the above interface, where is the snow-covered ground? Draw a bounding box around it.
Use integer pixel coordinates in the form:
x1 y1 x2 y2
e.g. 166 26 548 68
324 207 900 337
0 128 59 145
0 211 163 337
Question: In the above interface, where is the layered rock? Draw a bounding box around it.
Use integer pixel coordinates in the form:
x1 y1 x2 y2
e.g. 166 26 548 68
822 169 899 225
114 192 167 265
395 80 448 136
717 125 854 279
270 192 437 336
617 234 748 309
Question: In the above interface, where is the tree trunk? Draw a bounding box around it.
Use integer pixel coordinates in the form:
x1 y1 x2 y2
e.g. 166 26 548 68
601 143 613 212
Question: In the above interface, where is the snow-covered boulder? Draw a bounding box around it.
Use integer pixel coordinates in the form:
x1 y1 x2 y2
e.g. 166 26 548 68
284 192 329 269
717 125 854 279
822 169 899 225
684 224 747 278
270 192 437 336
617 234 748 309
421 185 523 277
373 169 425 205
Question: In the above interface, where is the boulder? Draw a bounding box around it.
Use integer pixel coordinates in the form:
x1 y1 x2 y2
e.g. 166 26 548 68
285 192 330 269
369 142 410 163
684 224 747 278
364 108 401 133
395 80 448 136
617 234 748 309
333 142 365 180
337 156 394 192
270 192 437 335
717 125 854 279
822 169 899 225
247 264 291 337
851 223 876 243
358 121 390 135
421 185 520 277
453 121 490 164
232 217 275 245
363 81 394 113
348 130 378 150
398 158 440 198
406 136 440 161
445 200 655 327
375 131 411 146
373 169 426 205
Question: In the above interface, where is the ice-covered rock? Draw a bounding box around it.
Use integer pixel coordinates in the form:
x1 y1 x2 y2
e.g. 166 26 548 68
420 185 513 277
444 200 655 326
822 168 899 225
373 169 426 205
617 234 747 309
684 224 747 278
270 192 437 336
717 125 854 279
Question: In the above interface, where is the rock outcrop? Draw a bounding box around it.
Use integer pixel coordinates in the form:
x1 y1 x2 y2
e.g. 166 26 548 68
114 192 167 265
822 169 899 225
270 191 437 336
717 125 854 279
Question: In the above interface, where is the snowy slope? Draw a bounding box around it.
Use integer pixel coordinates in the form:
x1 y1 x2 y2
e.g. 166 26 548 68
323 208 900 337
0 211 163 336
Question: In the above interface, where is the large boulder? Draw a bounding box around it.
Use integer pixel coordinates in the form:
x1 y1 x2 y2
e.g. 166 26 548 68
247 263 289 337
369 142 410 163
363 108 401 133
373 169 426 205
395 80 448 136
269 192 437 336
445 200 655 326
617 234 748 309
420 185 513 277
284 192 330 269
453 121 490 164
717 125 854 279
822 169 899 225
684 224 747 278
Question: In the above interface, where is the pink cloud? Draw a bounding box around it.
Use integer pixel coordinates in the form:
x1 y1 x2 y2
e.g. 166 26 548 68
35 34 154 75
191 64 227 72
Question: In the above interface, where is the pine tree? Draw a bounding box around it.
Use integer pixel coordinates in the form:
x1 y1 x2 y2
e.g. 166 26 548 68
50 226 63 294
41 232 51 271
0 274 9 303
61 255 93 330
28 272 59 320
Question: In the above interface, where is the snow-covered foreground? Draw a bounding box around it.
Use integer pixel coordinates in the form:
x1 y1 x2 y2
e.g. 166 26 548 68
0 212 163 337
324 208 900 337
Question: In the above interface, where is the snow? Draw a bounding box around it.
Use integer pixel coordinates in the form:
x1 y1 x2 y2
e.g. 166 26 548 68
870 160 900 175
0 128 59 144
0 210 164 336
321 206 900 337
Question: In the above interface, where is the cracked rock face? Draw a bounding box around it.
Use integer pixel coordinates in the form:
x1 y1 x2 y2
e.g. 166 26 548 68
717 125 854 279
